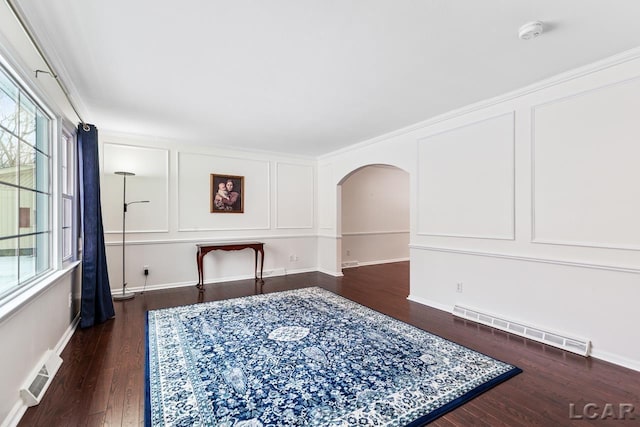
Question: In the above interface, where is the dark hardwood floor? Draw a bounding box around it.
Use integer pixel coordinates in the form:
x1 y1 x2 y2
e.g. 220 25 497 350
20 262 640 426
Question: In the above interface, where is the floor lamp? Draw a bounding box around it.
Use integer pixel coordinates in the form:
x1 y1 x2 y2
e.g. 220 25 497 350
114 171 149 301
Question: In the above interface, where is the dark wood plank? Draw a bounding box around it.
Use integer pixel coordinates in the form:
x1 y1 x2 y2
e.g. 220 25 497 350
19 262 640 426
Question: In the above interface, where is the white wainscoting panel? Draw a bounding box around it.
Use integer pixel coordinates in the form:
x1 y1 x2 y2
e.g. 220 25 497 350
104 236 318 293
276 163 314 229
177 152 270 231
409 246 640 371
532 77 640 250
317 163 335 230
417 112 515 239
102 143 169 233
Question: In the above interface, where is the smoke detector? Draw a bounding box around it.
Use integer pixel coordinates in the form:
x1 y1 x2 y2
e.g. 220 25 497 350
518 21 544 40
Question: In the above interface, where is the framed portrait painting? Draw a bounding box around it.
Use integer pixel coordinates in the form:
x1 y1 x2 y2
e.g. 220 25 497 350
210 174 244 213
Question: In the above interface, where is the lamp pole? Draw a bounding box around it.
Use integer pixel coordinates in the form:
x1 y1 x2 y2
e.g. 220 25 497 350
113 171 149 301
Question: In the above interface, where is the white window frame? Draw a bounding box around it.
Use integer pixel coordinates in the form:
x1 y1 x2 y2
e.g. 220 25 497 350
60 128 78 264
0 50 74 317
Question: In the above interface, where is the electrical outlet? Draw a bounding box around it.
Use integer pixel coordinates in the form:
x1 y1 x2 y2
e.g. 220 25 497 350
144 265 149 276
456 282 463 293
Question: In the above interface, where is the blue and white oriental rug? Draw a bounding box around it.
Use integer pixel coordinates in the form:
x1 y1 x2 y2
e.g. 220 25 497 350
146 287 521 426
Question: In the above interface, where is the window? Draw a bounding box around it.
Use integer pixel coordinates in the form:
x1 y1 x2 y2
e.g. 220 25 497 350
0 64 53 301
61 131 77 262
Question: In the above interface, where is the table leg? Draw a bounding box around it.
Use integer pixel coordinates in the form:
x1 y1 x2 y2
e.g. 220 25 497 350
259 247 264 280
254 249 259 280
196 250 204 289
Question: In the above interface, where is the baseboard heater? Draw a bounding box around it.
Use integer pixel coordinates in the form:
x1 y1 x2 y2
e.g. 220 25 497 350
452 305 591 356
20 349 63 406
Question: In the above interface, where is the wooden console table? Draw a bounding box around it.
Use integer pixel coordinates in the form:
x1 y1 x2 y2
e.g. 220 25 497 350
196 242 265 289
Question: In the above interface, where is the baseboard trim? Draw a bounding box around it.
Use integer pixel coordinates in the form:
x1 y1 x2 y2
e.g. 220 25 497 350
408 294 639 372
116 267 324 295
317 268 344 277
55 314 80 355
406 294 451 313
284 267 318 275
358 258 409 267
590 350 640 373
1 400 26 427
342 258 410 269
2 315 80 427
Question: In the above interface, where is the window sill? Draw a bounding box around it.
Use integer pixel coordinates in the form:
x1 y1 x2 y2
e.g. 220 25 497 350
0 260 81 323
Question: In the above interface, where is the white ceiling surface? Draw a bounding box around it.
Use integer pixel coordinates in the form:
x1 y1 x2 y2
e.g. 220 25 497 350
14 1 640 157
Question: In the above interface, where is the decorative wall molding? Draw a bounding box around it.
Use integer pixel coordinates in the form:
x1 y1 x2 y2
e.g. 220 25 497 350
104 229 170 234
177 226 272 233
101 143 170 234
531 239 640 252
317 234 341 240
317 163 335 230
530 75 640 252
275 162 315 230
416 112 515 240
409 244 640 275
176 151 271 231
530 74 640 114
415 111 512 143
415 232 515 241
104 234 319 246
319 47 640 160
341 230 409 236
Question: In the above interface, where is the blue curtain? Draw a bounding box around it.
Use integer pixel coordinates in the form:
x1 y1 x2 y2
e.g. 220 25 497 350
78 124 115 328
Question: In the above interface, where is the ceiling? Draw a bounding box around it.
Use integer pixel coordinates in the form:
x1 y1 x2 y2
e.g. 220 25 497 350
12 1 640 157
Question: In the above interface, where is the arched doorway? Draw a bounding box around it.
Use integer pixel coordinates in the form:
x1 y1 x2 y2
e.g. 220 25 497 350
338 164 409 271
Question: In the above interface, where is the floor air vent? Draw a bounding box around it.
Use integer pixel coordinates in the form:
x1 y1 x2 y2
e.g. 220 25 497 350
452 305 591 356
341 261 359 268
20 349 63 406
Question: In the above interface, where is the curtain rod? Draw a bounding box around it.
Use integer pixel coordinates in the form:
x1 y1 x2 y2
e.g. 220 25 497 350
5 0 89 131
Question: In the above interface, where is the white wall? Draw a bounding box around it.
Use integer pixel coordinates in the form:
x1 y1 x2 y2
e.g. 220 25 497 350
1 13 638 427
0 4 83 424
99 134 318 292
0 266 80 426
319 49 640 371
340 165 409 266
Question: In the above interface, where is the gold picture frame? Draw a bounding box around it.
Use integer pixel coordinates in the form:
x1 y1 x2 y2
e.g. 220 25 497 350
210 174 244 213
